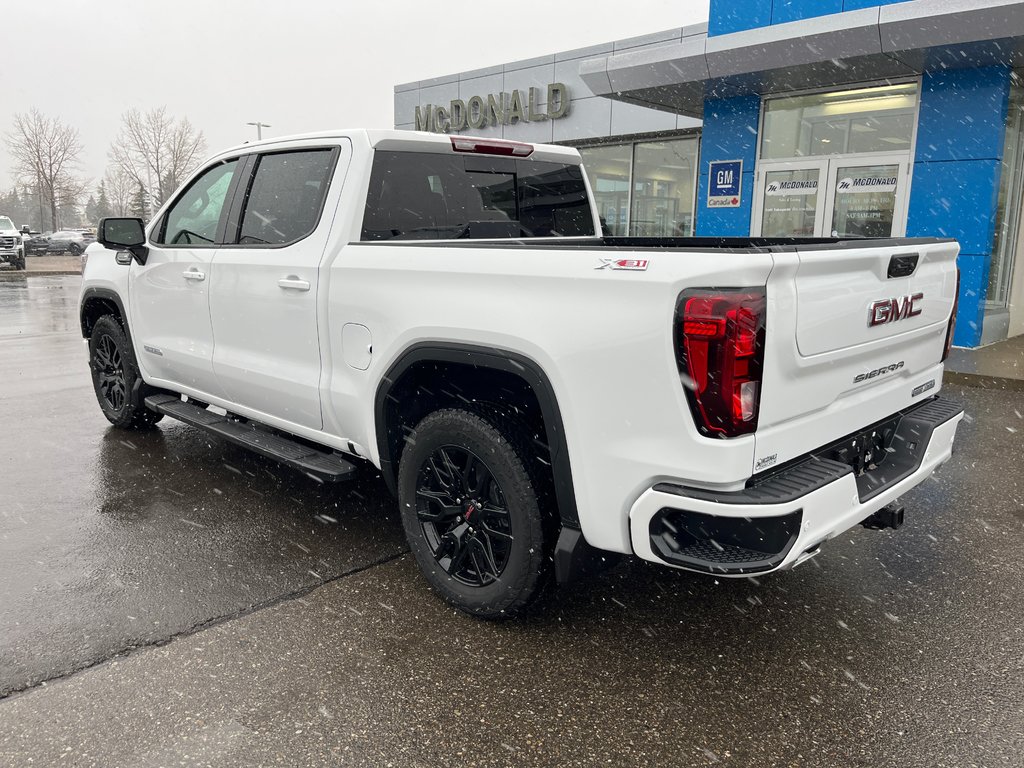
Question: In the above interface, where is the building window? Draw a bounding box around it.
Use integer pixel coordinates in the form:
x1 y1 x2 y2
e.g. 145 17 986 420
577 143 631 235
631 139 699 237
577 134 699 237
990 73 1024 309
760 83 918 160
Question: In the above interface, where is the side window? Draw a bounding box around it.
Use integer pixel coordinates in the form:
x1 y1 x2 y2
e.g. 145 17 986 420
238 149 335 246
360 151 595 241
156 159 238 246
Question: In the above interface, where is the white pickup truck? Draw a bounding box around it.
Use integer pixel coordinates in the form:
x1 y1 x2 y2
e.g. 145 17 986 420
0 216 27 270
80 130 964 618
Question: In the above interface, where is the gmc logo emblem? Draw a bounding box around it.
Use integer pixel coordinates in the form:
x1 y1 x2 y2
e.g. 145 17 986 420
869 293 923 327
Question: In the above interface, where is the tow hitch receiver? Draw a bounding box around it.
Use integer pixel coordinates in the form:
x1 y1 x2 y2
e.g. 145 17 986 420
861 504 905 531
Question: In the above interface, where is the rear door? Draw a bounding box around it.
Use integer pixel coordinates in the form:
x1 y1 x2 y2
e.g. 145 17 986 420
130 158 241 399
209 144 346 430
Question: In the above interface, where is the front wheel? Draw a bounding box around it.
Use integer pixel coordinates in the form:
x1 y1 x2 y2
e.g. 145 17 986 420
397 408 552 619
88 315 163 429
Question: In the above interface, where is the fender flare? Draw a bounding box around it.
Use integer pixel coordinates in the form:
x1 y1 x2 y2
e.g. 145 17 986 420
79 286 128 338
374 342 580 529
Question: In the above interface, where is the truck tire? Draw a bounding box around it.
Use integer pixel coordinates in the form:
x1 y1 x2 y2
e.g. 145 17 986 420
397 408 551 619
88 315 163 430
15 251 25 270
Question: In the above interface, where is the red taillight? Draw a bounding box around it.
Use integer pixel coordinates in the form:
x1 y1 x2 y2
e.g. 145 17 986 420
450 136 534 157
941 266 960 362
676 289 766 438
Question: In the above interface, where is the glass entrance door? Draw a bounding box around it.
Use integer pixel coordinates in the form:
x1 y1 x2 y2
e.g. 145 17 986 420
824 155 909 238
753 154 909 237
753 162 827 237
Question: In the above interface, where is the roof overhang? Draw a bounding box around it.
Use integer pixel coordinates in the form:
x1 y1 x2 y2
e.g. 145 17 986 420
579 0 1024 118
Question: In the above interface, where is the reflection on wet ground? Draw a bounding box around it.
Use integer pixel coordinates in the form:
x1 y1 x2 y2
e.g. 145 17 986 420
0 276 82 338
0 277 406 697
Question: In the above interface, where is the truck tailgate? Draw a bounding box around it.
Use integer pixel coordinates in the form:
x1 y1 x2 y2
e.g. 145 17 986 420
754 239 959 473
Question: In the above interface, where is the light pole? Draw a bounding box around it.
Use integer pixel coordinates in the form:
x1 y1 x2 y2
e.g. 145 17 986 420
247 121 271 140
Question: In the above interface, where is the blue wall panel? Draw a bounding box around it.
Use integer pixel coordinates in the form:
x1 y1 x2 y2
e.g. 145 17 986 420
772 0 842 24
708 0 772 36
709 0 912 35
950 253 991 347
906 66 1011 346
914 67 1012 162
695 95 762 236
905 159 1002 255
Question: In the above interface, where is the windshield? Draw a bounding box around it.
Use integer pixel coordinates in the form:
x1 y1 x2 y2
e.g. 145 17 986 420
0 217 15 231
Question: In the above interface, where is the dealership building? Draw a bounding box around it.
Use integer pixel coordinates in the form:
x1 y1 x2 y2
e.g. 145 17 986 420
395 0 1024 347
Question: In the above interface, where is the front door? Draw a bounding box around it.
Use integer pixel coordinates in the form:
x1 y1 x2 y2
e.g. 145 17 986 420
753 154 910 238
129 158 240 400
210 145 345 431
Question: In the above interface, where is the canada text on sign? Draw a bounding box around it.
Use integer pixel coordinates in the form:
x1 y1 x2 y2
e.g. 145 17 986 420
415 83 570 133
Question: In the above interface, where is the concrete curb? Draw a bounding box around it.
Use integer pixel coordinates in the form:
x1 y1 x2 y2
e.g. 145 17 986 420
0 271 82 280
944 371 1024 392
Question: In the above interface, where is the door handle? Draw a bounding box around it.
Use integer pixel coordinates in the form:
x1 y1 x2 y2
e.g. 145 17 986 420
183 269 205 281
278 277 311 291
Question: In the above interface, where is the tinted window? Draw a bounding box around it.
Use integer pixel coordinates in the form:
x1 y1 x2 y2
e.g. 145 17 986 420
156 160 238 246
360 151 594 241
238 150 335 246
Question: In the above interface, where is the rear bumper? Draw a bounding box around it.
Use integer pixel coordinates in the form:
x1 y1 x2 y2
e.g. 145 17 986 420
628 397 963 575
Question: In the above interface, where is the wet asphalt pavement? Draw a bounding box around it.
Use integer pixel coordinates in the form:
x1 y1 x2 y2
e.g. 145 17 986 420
1 276 1023 767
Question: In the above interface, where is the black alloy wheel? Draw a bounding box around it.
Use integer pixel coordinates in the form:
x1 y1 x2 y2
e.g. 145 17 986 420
397 408 552 618
87 315 163 429
94 334 127 411
416 444 514 587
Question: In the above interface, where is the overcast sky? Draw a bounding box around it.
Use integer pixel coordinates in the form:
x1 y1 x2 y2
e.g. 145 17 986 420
4 0 710 193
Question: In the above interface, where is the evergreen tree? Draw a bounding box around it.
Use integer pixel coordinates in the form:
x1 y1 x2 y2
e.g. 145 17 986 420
130 183 148 219
95 182 112 220
84 194 99 225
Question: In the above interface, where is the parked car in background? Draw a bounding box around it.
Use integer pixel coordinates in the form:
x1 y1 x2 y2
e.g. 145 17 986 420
46 230 88 255
23 231 49 255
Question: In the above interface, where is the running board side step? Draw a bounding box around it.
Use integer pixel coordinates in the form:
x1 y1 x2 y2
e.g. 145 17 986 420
144 394 358 483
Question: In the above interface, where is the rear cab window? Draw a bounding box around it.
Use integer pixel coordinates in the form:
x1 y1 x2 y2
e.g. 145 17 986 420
236 149 337 246
360 151 594 241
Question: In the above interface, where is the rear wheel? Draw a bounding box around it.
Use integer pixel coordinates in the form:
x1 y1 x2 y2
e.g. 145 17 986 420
88 315 163 429
397 408 551 619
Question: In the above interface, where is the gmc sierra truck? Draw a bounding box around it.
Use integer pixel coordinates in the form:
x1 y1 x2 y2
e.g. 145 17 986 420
80 130 964 618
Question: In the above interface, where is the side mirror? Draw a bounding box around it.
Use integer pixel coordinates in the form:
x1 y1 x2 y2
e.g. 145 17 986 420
20 225 30 234
97 217 149 265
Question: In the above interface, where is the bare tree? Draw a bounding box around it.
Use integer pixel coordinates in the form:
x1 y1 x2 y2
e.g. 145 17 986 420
109 107 206 213
5 108 84 230
103 166 136 217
